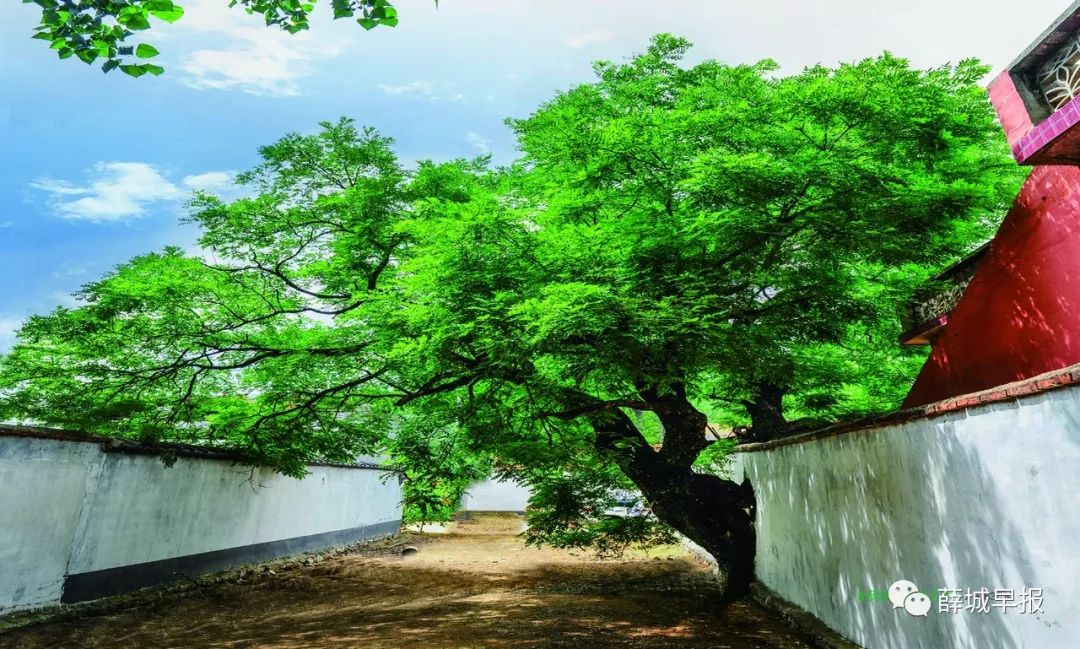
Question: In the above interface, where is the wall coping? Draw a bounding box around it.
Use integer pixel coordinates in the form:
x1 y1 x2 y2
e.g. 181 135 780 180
735 361 1080 453
0 424 393 472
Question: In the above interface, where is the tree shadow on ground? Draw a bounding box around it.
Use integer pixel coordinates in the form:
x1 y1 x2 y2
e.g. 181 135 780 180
2 537 813 649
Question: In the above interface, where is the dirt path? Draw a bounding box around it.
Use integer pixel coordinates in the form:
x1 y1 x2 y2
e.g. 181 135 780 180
4 514 812 648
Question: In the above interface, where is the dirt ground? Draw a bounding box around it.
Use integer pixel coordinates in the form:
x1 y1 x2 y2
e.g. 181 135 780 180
3 514 812 649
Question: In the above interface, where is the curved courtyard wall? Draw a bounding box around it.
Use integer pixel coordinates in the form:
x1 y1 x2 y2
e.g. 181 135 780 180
0 427 402 615
731 367 1080 649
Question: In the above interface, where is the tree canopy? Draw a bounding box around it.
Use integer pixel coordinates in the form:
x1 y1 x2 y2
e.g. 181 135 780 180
26 0 420 77
0 36 1026 593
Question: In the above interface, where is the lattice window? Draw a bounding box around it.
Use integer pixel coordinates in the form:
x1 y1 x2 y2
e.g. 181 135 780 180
1038 34 1080 111
911 277 974 325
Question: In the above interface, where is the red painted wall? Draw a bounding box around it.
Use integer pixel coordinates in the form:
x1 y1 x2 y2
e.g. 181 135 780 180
988 72 1034 152
904 165 1080 406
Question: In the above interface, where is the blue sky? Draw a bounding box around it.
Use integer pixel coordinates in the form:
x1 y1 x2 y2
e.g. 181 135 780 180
0 0 1071 349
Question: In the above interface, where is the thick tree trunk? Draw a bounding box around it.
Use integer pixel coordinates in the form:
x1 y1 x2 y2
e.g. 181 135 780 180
588 388 757 598
633 466 756 597
744 382 788 440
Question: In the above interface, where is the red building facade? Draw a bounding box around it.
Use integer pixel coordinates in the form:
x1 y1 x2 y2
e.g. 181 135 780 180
903 3 1080 406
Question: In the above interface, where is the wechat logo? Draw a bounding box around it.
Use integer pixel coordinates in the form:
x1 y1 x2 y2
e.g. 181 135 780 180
890 580 932 617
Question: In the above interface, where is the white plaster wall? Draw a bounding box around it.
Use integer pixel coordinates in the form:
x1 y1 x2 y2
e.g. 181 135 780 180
737 389 1080 649
0 435 402 615
0 438 103 612
68 454 401 573
460 478 531 512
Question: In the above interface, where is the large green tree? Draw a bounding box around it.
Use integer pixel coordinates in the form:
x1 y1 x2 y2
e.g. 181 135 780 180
0 37 1024 595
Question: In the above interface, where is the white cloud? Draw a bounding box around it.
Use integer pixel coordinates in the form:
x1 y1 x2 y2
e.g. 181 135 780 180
564 29 614 48
50 292 82 309
31 162 233 223
467 131 492 155
0 316 22 354
25 179 87 196
172 0 346 97
379 80 436 98
378 80 463 102
51 263 89 280
31 162 180 222
182 171 236 192
184 241 221 264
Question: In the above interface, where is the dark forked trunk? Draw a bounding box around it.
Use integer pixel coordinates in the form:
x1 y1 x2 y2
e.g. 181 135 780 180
636 467 757 597
744 382 788 440
587 386 756 598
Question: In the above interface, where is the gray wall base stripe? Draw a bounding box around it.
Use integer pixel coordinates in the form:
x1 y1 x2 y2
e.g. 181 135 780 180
61 519 401 604
751 582 865 649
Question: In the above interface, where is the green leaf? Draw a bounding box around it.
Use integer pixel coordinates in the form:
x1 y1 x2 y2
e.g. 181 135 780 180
148 4 185 23
117 8 152 30
358 17 378 29
145 0 184 21
121 64 148 77
75 48 98 64
102 59 120 74
144 63 165 76
331 0 353 18
135 43 160 58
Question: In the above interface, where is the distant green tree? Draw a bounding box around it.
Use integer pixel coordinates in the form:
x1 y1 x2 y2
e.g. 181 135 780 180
0 37 1025 596
387 406 491 526
26 0 425 77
